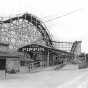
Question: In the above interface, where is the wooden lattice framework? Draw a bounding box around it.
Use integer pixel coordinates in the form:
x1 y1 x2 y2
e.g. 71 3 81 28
0 13 53 49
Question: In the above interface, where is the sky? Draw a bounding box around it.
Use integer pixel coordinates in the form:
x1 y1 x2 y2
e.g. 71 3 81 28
0 0 87 53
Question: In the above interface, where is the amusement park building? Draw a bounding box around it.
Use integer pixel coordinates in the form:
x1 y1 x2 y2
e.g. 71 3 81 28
0 13 82 73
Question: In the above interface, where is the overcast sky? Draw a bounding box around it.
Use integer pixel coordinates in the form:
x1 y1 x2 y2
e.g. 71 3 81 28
0 0 87 53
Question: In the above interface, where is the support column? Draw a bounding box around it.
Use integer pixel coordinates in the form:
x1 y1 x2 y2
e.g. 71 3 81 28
47 49 50 66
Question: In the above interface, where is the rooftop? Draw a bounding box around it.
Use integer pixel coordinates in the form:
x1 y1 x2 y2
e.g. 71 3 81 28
0 43 9 46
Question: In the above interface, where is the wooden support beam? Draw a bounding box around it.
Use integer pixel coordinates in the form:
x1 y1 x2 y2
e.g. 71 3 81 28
47 49 49 66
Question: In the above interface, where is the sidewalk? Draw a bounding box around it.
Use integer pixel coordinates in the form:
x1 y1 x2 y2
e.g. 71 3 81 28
30 64 65 73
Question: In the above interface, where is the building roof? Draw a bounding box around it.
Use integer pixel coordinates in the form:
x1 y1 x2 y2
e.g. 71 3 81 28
18 44 74 57
0 43 9 46
0 51 21 58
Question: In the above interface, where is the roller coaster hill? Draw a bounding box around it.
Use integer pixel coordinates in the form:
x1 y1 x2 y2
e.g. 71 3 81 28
0 13 86 73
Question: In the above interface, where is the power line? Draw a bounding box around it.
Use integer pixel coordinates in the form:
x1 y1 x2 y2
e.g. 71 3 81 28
44 8 83 23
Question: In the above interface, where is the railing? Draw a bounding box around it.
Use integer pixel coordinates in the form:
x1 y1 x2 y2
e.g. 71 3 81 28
52 41 73 52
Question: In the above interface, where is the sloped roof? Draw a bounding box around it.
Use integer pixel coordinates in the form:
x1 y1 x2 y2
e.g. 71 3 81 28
0 51 20 58
0 43 9 46
18 44 73 56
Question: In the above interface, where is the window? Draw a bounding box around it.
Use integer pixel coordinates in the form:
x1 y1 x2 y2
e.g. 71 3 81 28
20 61 25 66
20 61 30 66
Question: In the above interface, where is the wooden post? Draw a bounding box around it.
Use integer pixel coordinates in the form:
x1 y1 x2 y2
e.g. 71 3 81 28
5 59 6 80
47 49 49 66
5 67 6 79
84 54 86 64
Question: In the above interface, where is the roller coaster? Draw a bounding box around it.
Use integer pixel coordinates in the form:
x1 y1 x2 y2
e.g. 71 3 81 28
0 13 86 73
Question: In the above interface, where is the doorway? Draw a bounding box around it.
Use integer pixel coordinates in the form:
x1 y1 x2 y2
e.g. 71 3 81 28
0 59 6 70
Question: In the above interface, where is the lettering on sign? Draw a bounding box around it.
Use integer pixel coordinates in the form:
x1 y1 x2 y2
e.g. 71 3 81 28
22 47 44 52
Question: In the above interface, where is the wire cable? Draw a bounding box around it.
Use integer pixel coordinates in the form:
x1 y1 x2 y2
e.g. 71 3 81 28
44 8 83 23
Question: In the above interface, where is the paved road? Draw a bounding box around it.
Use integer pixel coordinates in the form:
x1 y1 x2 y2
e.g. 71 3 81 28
0 65 88 88
57 69 88 88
